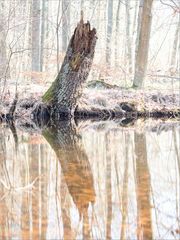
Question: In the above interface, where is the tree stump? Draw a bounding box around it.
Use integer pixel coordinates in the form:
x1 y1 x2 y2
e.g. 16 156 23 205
42 13 97 117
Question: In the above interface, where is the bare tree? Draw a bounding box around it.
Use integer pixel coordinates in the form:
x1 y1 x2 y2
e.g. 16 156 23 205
0 0 8 79
106 0 113 67
31 0 41 73
169 18 180 76
115 0 121 66
62 0 70 52
40 0 45 71
133 0 154 88
125 0 132 74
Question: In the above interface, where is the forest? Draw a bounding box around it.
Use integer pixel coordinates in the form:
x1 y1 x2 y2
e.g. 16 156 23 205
0 0 180 239
0 0 179 121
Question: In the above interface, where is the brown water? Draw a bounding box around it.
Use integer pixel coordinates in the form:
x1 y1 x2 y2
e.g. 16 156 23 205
0 121 179 239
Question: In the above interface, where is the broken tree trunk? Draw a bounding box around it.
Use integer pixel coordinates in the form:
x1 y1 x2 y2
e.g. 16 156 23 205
42 13 97 116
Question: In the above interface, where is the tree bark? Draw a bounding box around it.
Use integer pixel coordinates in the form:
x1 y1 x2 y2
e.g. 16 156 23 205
133 0 153 88
42 16 97 116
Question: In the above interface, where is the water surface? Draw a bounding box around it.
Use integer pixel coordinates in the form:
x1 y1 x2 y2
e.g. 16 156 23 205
0 120 179 239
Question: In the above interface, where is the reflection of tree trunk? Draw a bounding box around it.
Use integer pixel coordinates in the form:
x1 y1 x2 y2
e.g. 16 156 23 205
173 128 180 176
21 144 48 239
21 183 30 239
40 144 48 239
0 187 9 239
134 132 152 240
30 145 40 239
105 132 112 240
60 174 73 240
42 121 95 232
120 133 129 240
83 207 91 240
0 133 9 239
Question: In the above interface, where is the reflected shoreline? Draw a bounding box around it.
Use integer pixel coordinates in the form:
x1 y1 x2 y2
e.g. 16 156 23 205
0 120 179 239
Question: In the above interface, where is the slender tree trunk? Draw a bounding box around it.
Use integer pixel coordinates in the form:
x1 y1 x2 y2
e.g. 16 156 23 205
44 0 49 72
133 0 153 88
31 0 41 73
106 0 113 67
115 0 121 67
42 17 97 116
132 0 139 36
0 0 8 79
40 0 45 71
170 19 180 75
134 0 143 59
125 0 132 74
80 0 84 10
132 0 139 73
62 0 70 52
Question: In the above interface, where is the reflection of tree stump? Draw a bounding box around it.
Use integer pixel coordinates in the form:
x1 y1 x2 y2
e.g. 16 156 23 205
42 121 95 215
42 15 97 116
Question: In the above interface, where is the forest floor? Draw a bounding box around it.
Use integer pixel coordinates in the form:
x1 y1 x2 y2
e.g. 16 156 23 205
0 80 180 121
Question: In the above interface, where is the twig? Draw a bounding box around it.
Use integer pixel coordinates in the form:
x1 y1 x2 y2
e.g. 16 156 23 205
0 175 43 192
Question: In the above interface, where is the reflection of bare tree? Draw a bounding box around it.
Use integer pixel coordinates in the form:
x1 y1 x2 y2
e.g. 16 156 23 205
20 144 48 239
134 132 152 240
30 145 40 239
40 145 48 240
43 121 95 239
21 182 30 239
105 132 112 240
0 130 10 239
120 132 129 240
60 172 74 240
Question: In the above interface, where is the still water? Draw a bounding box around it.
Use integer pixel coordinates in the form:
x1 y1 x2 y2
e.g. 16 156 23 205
0 120 179 240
